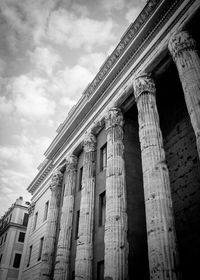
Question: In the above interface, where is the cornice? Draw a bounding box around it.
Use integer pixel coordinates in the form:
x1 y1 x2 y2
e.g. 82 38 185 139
44 0 163 159
27 159 54 194
27 0 197 194
0 222 27 236
83 0 162 98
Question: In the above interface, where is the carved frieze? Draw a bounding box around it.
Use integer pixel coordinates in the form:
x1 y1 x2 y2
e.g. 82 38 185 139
105 107 124 130
133 73 156 99
168 31 197 62
83 0 162 98
29 0 189 195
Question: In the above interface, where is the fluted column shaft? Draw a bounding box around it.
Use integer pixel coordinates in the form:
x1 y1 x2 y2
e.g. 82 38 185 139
168 31 200 158
40 170 63 280
133 74 179 280
75 133 96 280
104 108 128 280
54 156 77 280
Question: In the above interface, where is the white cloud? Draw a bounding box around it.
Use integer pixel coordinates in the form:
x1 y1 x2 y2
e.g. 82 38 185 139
0 96 14 116
78 52 107 73
102 0 126 12
59 97 76 107
11 75 56 119
125 6 141 23
28 46 61 76
0 0 58 50
53 65 94 99
0 58 6 75
0 133 51 216
47 8 116 51
1 1 116 52
0 167 31 217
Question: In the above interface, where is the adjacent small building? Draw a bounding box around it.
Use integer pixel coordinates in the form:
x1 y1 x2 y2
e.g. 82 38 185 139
0 197 29 280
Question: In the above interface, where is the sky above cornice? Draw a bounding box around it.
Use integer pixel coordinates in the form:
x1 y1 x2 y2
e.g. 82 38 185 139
0 0 145 216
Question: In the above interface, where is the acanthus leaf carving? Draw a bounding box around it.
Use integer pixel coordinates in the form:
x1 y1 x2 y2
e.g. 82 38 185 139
50 170 63 191
105 107 124 130
66 154 78 172
84 132 96 152
168 31 197 62
133 73 156 100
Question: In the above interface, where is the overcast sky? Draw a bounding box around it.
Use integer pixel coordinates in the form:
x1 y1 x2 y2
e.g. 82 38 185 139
0 0 145 217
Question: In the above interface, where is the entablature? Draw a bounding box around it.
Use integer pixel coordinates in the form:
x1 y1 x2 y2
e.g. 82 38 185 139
27 0 199 195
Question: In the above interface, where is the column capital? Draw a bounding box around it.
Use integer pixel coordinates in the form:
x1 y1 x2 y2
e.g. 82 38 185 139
84 132 96 152
105 107 123 130
66 154 78 172
50 170 63 191
168 31 196 61
28 202 35 215
133 73 156 100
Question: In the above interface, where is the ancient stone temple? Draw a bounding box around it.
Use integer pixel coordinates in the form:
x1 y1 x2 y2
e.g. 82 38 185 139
19 1 200 279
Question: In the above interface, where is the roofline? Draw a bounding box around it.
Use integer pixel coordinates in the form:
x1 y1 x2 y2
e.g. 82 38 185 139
43 0 163 158
27 0 198 194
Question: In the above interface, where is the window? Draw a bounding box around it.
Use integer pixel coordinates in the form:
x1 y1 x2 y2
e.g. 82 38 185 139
4 232 7 242
13 253 21 268
23 213 29 226
99 191 106 226
75 210 80 240
38 237 44 261
43 201 49 221
97 260 104 280
0 237 3 246
18 232 25 243
0 254 2 264
78 167 83 191
9 214 12 222
100 144 107 171
27 245 32 267
33 212 38 231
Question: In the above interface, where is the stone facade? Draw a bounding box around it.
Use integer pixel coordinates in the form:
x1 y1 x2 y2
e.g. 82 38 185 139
0 197 29 280
19 1 200 280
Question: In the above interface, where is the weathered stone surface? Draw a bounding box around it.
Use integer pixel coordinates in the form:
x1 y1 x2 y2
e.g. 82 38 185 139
53 155 77 280
104 107 128 280
75 133 96 280
40 170 63 280
28 202 35 216
168 31 200 158
133 74 180 280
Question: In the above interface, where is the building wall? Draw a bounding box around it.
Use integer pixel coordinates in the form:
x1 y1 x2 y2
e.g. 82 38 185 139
124 116 149 280
70 150 83 278
21 188 50 280
19 2 200 279
165 117 200 279
0 202 28 280
156 60 200 280
93 127 106 280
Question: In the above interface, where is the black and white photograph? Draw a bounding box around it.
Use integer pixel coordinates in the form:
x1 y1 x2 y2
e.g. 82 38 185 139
0 0 200 279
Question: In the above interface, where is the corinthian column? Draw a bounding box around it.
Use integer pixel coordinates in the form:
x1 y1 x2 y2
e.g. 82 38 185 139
104 107 128 280
75 133 96 280
54 155 77 280
40 170 63 280
133 74 180 280
168 31 200 158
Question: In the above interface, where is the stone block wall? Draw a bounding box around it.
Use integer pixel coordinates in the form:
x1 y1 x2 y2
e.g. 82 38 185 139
164 116 200 279
124 117 149 280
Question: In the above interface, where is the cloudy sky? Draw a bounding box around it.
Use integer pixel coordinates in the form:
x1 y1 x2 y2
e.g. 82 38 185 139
0 0 145 216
